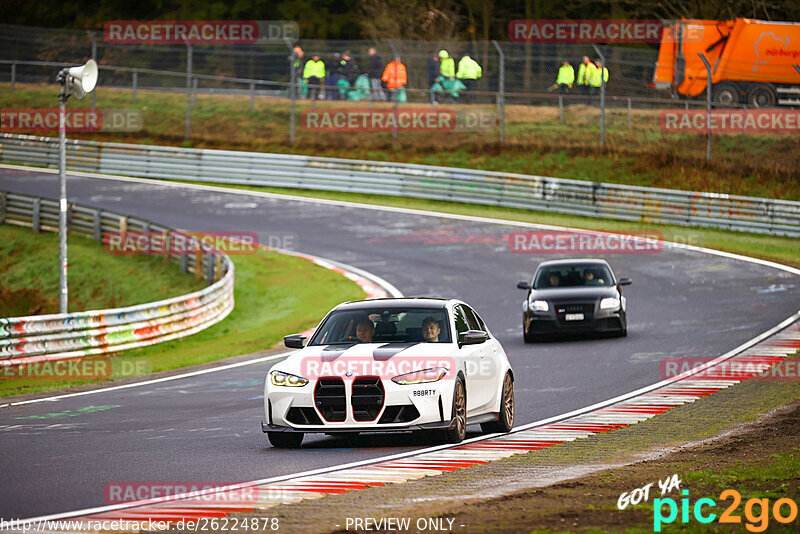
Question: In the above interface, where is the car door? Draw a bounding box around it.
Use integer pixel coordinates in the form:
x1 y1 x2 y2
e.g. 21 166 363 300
453 304 485 416
462 305 501 411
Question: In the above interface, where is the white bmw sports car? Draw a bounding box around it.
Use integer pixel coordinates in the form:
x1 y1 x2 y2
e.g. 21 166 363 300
262 298 514 448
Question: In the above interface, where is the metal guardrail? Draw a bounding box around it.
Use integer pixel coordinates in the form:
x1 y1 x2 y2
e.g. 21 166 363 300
0 189 234 364
1 133 799 237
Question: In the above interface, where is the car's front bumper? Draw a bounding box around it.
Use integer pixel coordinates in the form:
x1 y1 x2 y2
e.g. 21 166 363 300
264 376 456 433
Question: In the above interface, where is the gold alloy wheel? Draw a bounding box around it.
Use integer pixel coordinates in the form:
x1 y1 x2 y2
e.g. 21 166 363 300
454 381 466 438
502 373 514 427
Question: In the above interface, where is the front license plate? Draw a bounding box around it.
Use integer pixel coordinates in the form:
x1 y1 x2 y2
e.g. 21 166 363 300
565 313 584 321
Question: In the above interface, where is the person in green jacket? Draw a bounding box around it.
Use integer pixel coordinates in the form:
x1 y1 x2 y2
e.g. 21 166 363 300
557 60 575 95
302 54 326 102
456 52 482 103
589 59 609 97
438 50 455 80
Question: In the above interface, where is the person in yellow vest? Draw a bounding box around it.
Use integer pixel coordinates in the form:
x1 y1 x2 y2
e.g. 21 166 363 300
456 52 482 103
557 60 575 95
438 50 455 80
575 56 595 99
302 54 326 102
589 59 609 97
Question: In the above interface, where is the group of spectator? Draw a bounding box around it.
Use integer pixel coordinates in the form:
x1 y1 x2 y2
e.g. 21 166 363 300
290 45 484 103
556 56 609 97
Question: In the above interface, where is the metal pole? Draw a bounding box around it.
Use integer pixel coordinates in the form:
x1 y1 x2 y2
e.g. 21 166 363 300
88 32 97 111
558 95 563 124
58 83 69 313
388 40 399 142
10 62 15 91
592 44 605 148
627 98 631 129
249 82 255 112
185 44 192 141
132 70 137 102
289 50 296 144
492 40 505 145
698 52 712 161
192 76 198 105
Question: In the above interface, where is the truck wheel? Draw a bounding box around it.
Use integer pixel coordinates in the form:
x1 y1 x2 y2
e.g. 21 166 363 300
746 84 776 108
711 83 740 106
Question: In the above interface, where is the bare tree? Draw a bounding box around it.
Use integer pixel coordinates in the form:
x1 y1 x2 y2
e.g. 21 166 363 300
358 0 462 41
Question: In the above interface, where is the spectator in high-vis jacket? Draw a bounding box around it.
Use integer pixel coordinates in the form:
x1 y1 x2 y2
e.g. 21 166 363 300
302 54 325 102
381 56 408 102
556 60 575 94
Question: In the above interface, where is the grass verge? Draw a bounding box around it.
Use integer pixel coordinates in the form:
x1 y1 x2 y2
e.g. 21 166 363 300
2 83 798 200
0 226 365 397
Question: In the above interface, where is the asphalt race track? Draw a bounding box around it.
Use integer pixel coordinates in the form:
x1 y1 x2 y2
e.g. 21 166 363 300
1 166 799 519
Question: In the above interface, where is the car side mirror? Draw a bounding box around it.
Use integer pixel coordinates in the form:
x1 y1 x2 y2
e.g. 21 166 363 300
284 334 307 349
460 330 488 346
618 277 632 286
517 281 531 290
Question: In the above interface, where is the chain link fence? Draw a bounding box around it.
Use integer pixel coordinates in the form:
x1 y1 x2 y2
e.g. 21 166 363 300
1 23 799 159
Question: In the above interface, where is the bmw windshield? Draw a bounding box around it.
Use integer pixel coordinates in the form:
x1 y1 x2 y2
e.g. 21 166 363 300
309 308 452 345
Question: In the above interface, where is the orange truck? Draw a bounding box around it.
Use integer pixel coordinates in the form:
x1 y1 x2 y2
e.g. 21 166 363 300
654 18 800 107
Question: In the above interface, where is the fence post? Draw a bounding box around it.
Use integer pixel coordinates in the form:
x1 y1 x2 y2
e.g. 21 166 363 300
285 37 297 145
88 31 97 111
132 70 138 102
32 197 41 232
93 209 101 242
180 252 188 274
192 76 198 105
592 44 606 148
249 82 255 112
185 43 192 141
0 192 6 224
492 40 505 146
627 98 632 129
558 95 564 124
10 62 15 91
387 39 400 143
698 52 712 161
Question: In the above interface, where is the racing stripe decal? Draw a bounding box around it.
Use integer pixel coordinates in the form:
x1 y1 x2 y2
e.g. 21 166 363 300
70 321 800 526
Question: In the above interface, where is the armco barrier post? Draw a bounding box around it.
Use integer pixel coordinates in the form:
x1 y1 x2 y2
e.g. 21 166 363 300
492 40 505 145
32 198 41 232
185 43 192 141
0 192 6 224
592 44 606 148
698 52 712 161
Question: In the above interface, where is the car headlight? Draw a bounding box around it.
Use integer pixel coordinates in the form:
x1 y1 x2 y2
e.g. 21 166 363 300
270 370 309 387
600 297 621 310
531 300 549 312
391 367 448 385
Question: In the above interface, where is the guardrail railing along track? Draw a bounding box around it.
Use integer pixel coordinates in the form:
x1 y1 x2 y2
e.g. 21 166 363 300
2 133 798 237
0 189 234 364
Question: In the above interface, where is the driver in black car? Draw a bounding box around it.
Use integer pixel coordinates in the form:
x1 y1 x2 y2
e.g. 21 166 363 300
583 269 605 285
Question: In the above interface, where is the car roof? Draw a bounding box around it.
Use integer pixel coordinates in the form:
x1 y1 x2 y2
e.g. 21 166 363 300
334 297 452 311
535 258 611 268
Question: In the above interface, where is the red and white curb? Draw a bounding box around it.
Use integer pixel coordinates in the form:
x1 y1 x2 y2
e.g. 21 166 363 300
28 313 800 530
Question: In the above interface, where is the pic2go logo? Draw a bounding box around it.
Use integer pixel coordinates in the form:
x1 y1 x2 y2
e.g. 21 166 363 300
653 489 798 532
